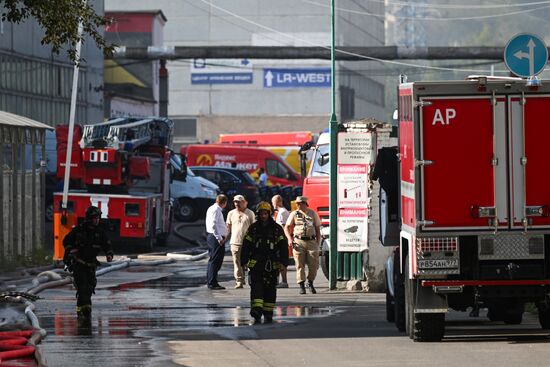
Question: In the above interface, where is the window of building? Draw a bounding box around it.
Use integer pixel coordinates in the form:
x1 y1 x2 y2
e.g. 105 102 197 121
173 118 197 140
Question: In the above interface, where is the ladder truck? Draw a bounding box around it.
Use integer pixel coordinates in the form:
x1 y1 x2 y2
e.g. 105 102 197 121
379 76 550 341
53 117 175 259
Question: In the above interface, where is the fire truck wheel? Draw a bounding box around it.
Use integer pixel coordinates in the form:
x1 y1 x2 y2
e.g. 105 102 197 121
413 313 445 342
320 251 329 280
385 271 395 323
393 252 406 332
174 199 197 222
538 304 550 329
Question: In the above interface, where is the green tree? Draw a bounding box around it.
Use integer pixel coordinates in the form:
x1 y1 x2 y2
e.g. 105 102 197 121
2 0 113 62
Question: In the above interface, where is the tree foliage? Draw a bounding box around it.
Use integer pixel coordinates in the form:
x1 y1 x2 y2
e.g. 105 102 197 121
1 0 113 62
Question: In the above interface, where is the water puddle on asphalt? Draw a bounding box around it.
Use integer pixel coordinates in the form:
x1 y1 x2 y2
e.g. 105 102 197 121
42 305 339 337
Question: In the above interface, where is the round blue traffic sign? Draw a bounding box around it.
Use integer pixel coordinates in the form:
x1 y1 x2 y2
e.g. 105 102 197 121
504 34 548 78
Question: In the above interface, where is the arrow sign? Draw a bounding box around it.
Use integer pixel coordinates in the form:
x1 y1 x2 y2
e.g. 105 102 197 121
265 71 274 87
505 34 548 78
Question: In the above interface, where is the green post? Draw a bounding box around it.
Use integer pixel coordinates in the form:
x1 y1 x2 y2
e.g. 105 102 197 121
328 0 338 290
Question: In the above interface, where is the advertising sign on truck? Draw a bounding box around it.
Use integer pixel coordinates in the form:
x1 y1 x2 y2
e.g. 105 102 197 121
181 144 303 187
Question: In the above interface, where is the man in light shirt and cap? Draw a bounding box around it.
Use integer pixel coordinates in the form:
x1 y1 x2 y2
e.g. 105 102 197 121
226 195 256 288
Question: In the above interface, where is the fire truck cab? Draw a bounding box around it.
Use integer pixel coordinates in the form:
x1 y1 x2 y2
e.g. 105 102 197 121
380 77 550 341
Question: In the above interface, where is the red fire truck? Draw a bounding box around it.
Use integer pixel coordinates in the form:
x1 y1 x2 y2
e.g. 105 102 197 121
53 117 175 260
380 76 550 341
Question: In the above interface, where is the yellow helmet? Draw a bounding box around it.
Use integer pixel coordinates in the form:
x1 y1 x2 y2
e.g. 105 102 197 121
256 201 272 214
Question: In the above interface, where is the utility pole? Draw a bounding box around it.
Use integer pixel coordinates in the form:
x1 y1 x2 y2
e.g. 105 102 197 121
329 0 338 290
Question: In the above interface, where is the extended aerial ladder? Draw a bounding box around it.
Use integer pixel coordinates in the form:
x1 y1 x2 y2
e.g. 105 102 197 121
81 117 172 151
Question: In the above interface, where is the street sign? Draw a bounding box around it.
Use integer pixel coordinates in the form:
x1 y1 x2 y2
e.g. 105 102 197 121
191 58 253 84
504 34 548 78
263 68 331 88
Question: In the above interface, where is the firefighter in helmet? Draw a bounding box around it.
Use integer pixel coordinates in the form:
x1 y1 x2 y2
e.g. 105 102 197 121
241 201 289 324
63 205 114 321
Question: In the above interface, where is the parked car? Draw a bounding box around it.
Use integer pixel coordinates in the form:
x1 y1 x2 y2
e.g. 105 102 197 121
189 166 261 209
170 154 219 222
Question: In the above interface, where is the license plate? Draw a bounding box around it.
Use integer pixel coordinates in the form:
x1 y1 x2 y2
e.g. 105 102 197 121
418 259 459 269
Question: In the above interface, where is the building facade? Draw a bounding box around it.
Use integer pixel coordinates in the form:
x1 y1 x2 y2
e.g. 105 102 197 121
0 1 105 127
105 0 386 146
104 10 166 119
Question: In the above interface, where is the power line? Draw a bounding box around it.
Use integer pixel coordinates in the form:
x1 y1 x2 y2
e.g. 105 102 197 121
321 0 550 10
301 0 550 21
196 0 508 73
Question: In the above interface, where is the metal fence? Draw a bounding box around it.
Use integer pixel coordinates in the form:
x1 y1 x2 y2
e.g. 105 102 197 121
0 122 48 264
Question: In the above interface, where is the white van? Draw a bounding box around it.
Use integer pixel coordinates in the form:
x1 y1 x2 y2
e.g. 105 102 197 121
169 154 219 222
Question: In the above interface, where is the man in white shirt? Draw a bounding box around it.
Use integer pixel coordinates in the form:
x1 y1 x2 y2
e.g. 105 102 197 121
226 195 256 288
205 194 229 290
272 194 290 288
258 167 268 188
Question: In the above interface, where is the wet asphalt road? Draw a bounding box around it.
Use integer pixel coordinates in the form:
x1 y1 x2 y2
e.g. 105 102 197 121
30 220 550 366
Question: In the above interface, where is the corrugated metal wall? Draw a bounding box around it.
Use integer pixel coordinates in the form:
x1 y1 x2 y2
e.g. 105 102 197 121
0 126 45 264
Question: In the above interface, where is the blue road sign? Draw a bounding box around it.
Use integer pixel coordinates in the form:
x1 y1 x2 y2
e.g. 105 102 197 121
191 73 253 84
263 68 331 88
504 34 548 78
191 58 253 85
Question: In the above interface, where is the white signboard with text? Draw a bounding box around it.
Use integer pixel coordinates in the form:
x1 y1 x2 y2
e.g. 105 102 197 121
337 164 369 208
337 131 375 252
337 132 375 165
337 208 368 252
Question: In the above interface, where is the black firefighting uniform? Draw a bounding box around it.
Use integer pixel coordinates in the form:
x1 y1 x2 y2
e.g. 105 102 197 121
241 217 289 319
63 222 113 316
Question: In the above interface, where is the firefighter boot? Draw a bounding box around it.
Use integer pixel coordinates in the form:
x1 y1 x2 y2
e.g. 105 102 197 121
263 314 273 324
299 282 306 295
308 280 317 294
77 307 92 330
251 308 262 325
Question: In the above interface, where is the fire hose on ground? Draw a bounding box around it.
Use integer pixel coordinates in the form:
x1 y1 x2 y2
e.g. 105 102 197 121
1 252 208 365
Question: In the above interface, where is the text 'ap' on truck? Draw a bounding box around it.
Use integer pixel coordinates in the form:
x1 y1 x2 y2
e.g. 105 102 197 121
377 76 550 342
53 117 177 259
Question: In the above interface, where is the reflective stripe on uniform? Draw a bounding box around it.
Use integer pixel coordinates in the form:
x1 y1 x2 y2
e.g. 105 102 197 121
76 304 91 312
252 299 264 308
263 302 275 312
